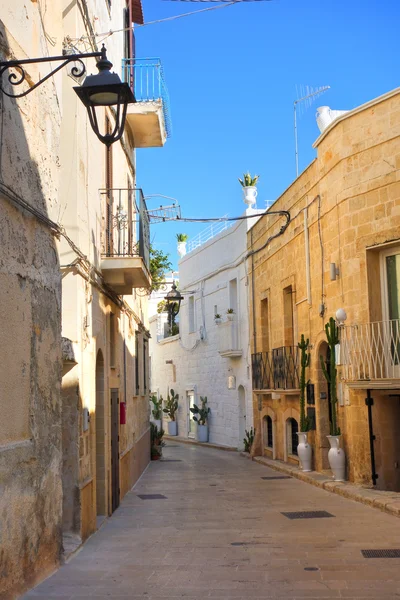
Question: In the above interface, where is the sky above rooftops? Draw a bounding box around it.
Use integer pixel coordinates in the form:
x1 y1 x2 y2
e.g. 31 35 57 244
135 0 399 268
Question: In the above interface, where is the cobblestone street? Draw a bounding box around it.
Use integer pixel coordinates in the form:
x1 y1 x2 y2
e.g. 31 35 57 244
24 442 400 599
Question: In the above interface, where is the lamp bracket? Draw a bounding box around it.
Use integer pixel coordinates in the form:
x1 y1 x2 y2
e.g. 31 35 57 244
0 50 101 99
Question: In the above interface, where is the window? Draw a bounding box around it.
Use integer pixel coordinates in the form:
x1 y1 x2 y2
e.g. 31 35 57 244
135 333 140 394
143 337 148 393
229 278 238 314
283 286 294 347
188 296 195 333
260 298 270 352
287 417 298 456
110 312 116 368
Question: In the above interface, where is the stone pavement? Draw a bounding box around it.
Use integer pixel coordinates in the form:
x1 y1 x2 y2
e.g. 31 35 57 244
23 442 400 600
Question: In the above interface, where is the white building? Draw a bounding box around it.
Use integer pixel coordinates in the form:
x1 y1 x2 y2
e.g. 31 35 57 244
149 206 263 449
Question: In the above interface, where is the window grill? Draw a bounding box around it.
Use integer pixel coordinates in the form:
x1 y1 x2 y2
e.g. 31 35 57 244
252 346 300 390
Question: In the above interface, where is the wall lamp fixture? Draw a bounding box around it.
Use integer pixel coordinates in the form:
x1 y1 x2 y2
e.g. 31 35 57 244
0 44 135 147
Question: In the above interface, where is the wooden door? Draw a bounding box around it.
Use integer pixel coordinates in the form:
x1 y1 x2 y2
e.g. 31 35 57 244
110 389 120 513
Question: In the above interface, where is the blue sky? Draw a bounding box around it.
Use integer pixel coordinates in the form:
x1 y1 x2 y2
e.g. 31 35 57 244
135 0 399 267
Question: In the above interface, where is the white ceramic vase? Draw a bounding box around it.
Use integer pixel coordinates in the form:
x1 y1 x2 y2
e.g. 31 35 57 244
242 186 257 206
168 421 177 436
327 435 346 481
152 419 161 431
214 317 222 325
297 432 312 472
177 241 187 258
226 313 234 321
197 424 208 443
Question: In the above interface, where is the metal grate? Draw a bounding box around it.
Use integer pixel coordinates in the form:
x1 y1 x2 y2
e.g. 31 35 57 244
281 511 334 519
261 476 292 480
137 494 167 500
362 549 400 558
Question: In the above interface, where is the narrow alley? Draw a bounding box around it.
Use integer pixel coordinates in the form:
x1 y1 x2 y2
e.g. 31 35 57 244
24 442 400 600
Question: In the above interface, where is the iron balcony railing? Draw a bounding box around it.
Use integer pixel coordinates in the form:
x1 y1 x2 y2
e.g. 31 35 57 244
99 188 150 272
122 57 172 139
340 319 400 381
252 346 300 390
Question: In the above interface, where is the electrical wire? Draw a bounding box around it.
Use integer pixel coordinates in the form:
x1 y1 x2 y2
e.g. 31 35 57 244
66 1 238 43
150 210 289 224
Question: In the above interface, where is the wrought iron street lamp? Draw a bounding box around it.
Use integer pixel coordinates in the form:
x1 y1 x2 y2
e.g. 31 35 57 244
164 282 183 332
0 44 135 147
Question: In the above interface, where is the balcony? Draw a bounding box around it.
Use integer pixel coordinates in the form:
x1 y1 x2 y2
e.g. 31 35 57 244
252 346 300 391
99 188 151 294
340 320 400 388
218 319 242 358
123 58 171 148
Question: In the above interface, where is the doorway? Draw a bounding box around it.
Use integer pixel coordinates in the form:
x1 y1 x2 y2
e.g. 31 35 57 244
95 351 106 517
238 385 246 450
110 388 120 513
187 390 196 438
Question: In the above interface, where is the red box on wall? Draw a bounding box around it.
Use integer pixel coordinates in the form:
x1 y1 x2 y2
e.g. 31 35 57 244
120 401 127 425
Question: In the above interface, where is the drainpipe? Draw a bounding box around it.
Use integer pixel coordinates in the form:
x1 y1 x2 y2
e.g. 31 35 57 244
251 228 257 355
366 389 378 486
304 207 311 305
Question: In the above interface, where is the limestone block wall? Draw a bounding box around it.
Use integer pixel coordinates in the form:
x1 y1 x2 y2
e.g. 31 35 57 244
249 87 400 486
0 3 64 598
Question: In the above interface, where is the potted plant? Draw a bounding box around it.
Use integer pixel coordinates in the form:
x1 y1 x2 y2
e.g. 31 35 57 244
163 388 179 436
214 313 222 325
238 172 259 206
297 335 312 472
320 317 345 481
176 233 188 258
243 427 256 453
150 422 165 460
190 396 210 442
150 394 163 431
226 308 235 321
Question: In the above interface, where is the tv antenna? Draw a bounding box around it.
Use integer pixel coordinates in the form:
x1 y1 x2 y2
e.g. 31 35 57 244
294 85 330 177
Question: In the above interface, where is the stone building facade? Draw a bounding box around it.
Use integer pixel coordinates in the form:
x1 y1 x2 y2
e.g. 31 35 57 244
149 211 258 449
0 0 167 597
250 88 400 491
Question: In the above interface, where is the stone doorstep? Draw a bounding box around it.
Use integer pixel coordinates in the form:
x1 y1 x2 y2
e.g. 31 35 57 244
241 452 400 518
164 435 237 452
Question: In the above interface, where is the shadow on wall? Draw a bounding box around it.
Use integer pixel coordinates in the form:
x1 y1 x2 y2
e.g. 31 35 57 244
0 20 63 600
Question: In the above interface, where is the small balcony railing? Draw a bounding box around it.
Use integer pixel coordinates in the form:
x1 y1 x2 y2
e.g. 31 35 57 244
99 188 150 271
340 319 400 381
252 346 300 390
122 58 172 138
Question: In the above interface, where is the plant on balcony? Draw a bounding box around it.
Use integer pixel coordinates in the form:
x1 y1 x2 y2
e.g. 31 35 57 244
238 172 260 187
238 172 260 207
176 233 188 242
150 422 165 460
297 335 312 472
150 394 163 430
320 317 346 481
243 427 256 453
163 388 179 436
214 313 222 325
190 396 210 442
226 308 235 321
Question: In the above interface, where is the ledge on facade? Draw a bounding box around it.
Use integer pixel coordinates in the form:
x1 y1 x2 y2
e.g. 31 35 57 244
158 334 180 345
254 388 300 395
343 379 400 390
100 256 151 293
219 349 243 358
126 101 167 148
241 453 400 518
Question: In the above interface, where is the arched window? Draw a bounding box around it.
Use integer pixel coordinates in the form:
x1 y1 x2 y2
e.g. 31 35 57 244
287 417 298 456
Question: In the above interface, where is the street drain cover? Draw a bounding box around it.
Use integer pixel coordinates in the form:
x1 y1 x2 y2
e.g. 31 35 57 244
261 476 292 480
281 511 334 519
304 567 319 571
137 494 167 500
362 549 400 558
